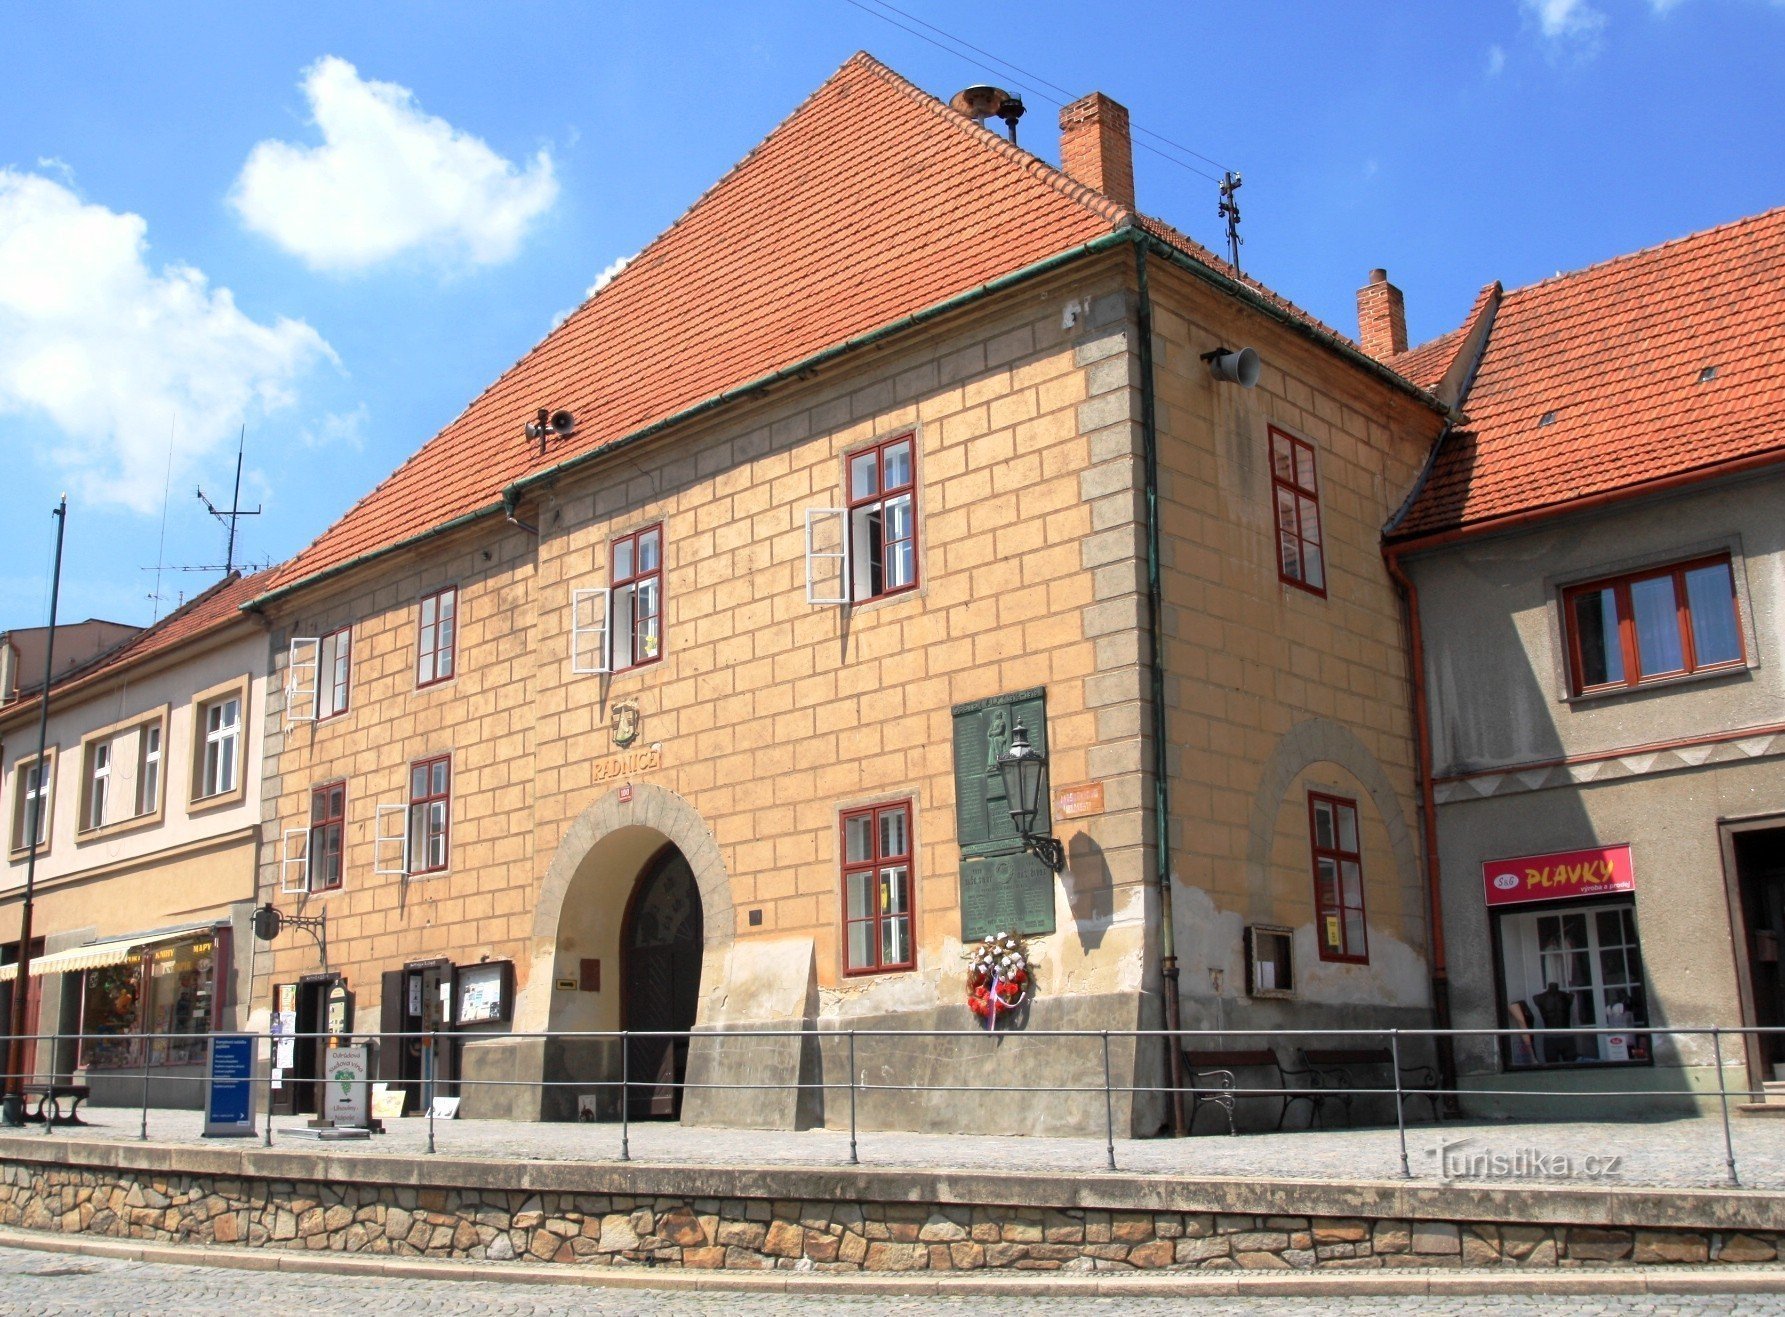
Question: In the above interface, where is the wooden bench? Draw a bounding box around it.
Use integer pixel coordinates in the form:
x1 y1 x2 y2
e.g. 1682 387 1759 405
1300 1048 1440 1125
1182 1048 1322 1135
22 1083 91 1126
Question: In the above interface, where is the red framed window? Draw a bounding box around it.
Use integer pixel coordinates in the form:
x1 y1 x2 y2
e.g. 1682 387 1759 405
1310 792 1367 963
309 780 346 891
847 434 918 601
1270 426 1325 596
407 755 450 875
610 524 663 671
416 587 457 688
318 627 352 719
841 800 915 973
1563 554 1743 694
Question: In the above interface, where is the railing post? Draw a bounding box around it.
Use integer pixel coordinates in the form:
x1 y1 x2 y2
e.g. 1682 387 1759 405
1712 1026 1739 1188
263 1030 273 1148
135 1034 150 1141
424 1037 436 1156
1101 1030 1117 1172
619 1033 630 1163
1390 1029 1410 1179
847 1029 859 1166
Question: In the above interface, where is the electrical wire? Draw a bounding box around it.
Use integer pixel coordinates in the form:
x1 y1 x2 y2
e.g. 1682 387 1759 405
837 0 1231 183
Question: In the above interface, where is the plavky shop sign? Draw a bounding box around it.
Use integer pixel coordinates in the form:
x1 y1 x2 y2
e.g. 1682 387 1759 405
1482 843 1635 907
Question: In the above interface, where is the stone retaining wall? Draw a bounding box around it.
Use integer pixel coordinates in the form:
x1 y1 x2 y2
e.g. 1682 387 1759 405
2 1160 1781 1273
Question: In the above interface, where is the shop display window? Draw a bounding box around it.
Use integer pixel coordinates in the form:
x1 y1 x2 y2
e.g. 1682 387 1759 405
1498 900 1650 1067
82 935 219 1069
80 962 142 1068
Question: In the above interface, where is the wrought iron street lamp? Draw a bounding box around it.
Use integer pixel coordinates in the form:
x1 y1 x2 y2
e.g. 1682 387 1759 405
996 721 1065 873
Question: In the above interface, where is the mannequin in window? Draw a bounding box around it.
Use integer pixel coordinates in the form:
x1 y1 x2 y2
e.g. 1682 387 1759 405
1533 981 1576 1063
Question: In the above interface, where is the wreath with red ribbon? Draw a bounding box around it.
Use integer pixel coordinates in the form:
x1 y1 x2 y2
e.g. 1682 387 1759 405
966 932 1032 1029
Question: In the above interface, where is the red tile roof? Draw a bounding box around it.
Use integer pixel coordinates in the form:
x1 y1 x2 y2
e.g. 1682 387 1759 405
0 570 270 722
1394 206 1785 540
258 53 1434 606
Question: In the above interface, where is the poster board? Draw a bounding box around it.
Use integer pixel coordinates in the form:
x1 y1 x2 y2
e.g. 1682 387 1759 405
324 1044 370 1127
454 961 513 1025
203 1034 257 1138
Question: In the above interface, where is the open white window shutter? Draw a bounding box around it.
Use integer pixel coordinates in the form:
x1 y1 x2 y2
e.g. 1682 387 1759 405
374 804 409 878
805 508 850 606
570 588 612 674
285 638 320 724
280 828 309 894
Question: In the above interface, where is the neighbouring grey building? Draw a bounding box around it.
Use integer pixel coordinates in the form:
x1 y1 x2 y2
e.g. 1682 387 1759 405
1375 206 1785 1115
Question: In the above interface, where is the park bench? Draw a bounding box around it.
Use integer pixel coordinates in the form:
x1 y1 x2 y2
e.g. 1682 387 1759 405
22 1083 91 1126
1182 1048 1322 1135
1299 1047 1440 1125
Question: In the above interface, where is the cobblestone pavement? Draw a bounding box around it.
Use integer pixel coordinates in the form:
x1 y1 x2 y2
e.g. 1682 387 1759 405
43 1105 1784 1190
0 1249 1778 1315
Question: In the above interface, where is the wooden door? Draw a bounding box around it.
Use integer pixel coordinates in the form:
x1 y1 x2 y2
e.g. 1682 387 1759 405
623 848 702 1119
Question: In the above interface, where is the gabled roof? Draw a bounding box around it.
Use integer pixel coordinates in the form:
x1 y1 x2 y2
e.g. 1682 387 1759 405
1393 206 1785 541
0 570 270 725
257 52 1436 608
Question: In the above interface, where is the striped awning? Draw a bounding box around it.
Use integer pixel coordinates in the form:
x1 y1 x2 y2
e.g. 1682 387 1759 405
0 929 201 982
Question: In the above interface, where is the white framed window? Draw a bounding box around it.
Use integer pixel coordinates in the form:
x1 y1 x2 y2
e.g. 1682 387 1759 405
10 751 53 853
136 724 161 817
84 742 110 831
189 678 248 799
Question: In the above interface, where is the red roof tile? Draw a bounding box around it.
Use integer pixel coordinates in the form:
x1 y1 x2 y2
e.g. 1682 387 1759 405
260 53 1431 603
1394 206 1785 540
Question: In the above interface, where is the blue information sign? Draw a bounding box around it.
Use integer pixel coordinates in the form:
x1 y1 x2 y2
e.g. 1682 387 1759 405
204 1034 256 1137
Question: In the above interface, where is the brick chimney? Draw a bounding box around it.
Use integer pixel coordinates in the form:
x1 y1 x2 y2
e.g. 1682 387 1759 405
1356 268 1408 358
1058 93 1135 210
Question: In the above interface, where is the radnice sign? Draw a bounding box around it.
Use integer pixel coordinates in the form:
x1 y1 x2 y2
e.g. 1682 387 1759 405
1481 843 1635 908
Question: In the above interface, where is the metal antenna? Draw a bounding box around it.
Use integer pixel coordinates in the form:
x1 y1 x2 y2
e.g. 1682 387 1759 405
195 425 261 575
1218 171 1244 271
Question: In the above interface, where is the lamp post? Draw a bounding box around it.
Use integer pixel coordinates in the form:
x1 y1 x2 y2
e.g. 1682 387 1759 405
996 721 1065 874
4 497 67 1128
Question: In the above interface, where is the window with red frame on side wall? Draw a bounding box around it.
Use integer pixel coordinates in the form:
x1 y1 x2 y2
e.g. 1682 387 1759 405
1563 554 1743 694
1270 426 1325 596
1310 792 1367 963
416 587 456 688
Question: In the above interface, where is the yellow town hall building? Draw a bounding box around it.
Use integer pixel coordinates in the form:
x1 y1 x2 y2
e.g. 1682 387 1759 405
246 55 1448 1134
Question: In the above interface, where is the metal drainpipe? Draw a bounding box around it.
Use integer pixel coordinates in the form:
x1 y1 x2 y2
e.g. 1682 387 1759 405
1133 245 1188 1136
1382 546 1461 1114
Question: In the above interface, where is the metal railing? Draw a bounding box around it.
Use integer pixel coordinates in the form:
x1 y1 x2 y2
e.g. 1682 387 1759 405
0 1022 1776 1188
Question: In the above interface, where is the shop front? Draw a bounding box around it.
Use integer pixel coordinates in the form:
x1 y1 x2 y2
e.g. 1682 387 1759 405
1486 844 1650 1072
0 925 230 1108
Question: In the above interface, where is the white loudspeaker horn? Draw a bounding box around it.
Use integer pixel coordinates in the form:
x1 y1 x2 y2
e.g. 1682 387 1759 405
1205 347 1261 388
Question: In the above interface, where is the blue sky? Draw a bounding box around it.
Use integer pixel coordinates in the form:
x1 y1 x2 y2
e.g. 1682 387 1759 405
1 0 1780 629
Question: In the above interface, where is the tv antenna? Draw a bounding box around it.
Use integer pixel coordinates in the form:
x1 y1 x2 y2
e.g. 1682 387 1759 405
140 426 266 595
1217 171 1244 272
197 426 261 574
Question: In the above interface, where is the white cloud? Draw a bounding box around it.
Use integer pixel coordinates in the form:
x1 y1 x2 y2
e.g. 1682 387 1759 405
231 56 558 273
298 404 369 451
552 252 636 329
0 169 333 513
1486 43 1508 75
1522 0 1608 43
586 254 633 299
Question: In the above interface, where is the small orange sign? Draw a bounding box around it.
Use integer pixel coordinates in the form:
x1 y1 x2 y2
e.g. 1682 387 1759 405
1054 782 1105 819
